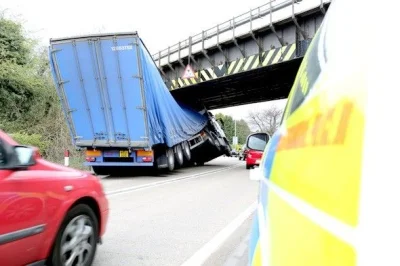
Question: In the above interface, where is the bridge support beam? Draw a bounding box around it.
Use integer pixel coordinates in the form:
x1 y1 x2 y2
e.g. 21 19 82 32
291 0 308 40
270 1 285 46
178 42 186 68
232 19 246 58
167 46 178 82
201 31 215 66
158 51 168 79
320 0 326 14
217 25 229 62
250 9 264 53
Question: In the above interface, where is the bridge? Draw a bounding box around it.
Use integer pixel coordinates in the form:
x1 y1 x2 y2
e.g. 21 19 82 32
152 0 331 110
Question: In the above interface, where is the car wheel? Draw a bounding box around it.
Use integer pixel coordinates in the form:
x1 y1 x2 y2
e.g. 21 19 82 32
246 164 251 170
51 204 98 266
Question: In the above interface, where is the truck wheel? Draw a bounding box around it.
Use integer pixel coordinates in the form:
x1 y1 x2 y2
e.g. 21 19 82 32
209 133 221 151
214 138 222 151
166 148 175 171
174 144 184 167
182 141 191 161
50 204 98 266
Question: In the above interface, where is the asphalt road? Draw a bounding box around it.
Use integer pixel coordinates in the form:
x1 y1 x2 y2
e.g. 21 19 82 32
92 157 258 266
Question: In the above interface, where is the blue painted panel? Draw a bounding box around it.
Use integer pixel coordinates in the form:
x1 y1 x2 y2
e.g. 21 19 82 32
75 41 109 141
52 42 93 142
99 37 146 143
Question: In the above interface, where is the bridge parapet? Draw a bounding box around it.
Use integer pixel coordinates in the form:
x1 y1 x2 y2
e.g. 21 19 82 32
153 0 330 90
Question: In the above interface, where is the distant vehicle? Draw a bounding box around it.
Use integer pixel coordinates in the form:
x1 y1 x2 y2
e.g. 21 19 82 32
238 146 247 161
48 32 231 175
0 130 108 266
245 133 269 169
231 149 239 157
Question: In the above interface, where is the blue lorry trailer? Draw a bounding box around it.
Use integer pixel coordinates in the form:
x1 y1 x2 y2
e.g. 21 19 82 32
49 32 231 175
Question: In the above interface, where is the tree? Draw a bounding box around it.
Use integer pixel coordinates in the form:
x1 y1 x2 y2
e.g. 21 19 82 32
214 113 251 145
247 105 283 136
0 15 87 169
0 18 56 133
0 16 30 65
235 119 252 145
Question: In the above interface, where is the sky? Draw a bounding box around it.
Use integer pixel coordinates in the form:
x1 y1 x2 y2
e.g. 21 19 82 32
0 0 299 120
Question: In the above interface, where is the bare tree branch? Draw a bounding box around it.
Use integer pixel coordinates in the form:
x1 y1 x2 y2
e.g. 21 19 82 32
247 105 283 135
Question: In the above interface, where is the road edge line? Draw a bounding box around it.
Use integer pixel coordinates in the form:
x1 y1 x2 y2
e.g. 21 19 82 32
180 201 257 266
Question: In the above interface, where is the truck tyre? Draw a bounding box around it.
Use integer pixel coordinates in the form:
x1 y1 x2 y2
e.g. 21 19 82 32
182 141 191 161
209 132 221 151
166 148 175 171
174 144 184 167
214 138 221 151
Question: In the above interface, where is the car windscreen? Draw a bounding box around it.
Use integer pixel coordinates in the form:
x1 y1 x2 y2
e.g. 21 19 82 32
247 134 268 151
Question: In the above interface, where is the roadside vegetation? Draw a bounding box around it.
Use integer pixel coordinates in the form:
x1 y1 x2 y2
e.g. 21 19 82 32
0 14 87 169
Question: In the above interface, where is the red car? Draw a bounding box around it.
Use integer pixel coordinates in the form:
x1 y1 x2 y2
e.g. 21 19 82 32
245 133 269 169
0 130 109 266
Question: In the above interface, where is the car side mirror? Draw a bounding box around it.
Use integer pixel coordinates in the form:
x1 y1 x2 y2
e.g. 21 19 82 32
13 146 36 167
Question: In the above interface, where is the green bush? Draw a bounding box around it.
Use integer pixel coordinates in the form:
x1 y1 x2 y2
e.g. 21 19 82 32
0 17 90 171
9 132 49 154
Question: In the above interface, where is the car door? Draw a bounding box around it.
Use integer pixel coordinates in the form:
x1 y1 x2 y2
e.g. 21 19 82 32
0 139 46 266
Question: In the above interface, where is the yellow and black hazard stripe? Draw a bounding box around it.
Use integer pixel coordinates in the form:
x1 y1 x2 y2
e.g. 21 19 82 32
168 43 297 90
227 54 260 75
198 64 228 82
170 72 199 89
261 43 296 67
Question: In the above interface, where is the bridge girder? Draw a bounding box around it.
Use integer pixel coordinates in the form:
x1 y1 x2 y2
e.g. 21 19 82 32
153 1 331 108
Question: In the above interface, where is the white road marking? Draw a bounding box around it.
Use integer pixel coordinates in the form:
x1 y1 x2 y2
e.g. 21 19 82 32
180 202 257 266
106 164 241 197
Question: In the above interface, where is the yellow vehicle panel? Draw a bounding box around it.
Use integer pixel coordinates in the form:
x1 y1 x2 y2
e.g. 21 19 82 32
247 0 372 265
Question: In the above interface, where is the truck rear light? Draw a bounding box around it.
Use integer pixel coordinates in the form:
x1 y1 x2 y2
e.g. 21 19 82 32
137 150 153 157
86 150 101 157
86 157 96 162
142 157 152 162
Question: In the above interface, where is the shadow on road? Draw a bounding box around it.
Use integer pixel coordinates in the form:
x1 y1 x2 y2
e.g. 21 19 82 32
100 163 230 179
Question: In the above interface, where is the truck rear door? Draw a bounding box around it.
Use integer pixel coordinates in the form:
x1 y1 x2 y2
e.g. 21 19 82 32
49 33 148 148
